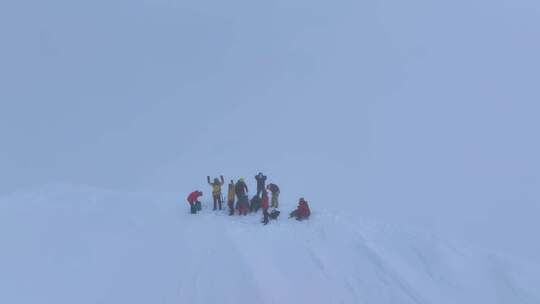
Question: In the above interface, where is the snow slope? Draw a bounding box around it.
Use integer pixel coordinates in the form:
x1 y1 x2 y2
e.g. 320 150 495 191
1 185 538 304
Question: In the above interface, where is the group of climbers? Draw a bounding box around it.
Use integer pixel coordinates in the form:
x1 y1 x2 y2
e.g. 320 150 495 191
186 172 310 224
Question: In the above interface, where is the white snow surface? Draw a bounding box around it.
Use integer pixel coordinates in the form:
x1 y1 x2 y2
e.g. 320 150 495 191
1 184 539 304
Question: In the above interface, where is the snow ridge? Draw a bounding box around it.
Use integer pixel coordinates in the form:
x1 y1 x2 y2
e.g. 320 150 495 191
0 186 538 304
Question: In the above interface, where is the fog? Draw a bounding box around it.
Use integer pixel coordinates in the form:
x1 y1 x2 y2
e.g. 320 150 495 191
1 0 539 260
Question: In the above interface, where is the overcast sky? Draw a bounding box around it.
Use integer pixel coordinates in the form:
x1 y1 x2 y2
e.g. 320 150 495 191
1 0 539 260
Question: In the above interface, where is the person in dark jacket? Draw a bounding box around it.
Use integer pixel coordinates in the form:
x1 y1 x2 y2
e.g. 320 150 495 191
186 191 203 214
207 175 225 210
261 190 270 225
250 195 261 213
266 183 280 208
255 172 267 198
235 178 249 215
289 198 311 221
235 178 248 200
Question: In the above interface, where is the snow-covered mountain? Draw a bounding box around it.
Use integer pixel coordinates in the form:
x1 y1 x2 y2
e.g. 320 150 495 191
1 185 538 304
1 1 539 301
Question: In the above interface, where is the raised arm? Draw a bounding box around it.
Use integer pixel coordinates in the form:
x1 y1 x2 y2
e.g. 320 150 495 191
220 175 225 185
207 176 211 185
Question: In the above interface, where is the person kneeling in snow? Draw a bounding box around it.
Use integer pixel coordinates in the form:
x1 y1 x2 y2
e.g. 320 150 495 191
187 191 203 214
289 198 311 221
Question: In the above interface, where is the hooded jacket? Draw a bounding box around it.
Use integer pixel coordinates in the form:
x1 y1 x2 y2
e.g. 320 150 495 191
267 183 280 194
235 180 249 197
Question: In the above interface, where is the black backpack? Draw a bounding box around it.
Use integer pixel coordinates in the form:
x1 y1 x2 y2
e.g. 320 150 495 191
269 210 280 220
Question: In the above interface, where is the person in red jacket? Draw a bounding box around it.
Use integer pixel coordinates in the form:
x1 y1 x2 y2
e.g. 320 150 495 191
187 191 203 214
261 190 270 225
289 198 311 221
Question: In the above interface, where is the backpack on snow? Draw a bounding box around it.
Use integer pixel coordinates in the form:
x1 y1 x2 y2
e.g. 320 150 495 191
269 210 280 220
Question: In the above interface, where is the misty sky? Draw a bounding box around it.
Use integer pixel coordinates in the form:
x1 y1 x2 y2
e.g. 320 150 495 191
1 0 539 260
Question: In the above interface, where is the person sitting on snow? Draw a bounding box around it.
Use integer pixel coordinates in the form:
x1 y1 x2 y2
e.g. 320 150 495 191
187 191 203 214
289 198 311 221
207 175 225 211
